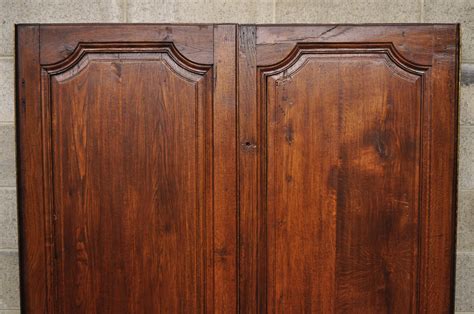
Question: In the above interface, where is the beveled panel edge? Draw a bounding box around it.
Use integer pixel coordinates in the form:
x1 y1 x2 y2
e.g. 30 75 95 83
258 43 431 77
51 53 206 83
41 42 213 76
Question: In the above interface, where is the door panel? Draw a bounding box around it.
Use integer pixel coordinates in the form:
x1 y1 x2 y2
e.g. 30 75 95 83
237 25 459 313
50 49 211 312
16 24 458 314
17 25 237 313
265 51 421 313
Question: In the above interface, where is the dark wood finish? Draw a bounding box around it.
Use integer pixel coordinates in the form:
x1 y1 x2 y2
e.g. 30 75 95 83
421 25 459 313
47 46 212 313
265 45 422 313
213 24 238 313
237 25 258 314
15 25 48 314
237 24 459 313
39 24 214 65
16 24 235 313
17 24 458 314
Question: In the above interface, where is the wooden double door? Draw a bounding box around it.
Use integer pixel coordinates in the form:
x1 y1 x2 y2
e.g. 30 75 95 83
16 24 459 313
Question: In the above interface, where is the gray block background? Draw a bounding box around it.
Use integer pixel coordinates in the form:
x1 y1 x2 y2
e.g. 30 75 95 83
0 0 473 311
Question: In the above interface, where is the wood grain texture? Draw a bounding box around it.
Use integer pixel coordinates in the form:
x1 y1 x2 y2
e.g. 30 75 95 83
265 49 422 313
17 25 231 314
213 24 238 313
256 25 440 67
15 25 49 314
49 52 211 312
418 24 460 313
40 24 214 65
237 25 258 314
237 25 459 314
46 47 212 313
16 24 458 314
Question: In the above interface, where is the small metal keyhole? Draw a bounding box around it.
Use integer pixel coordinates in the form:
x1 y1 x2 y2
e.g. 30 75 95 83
242 141 256 151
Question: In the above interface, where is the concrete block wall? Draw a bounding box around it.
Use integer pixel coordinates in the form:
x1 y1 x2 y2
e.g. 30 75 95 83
0 0 472 312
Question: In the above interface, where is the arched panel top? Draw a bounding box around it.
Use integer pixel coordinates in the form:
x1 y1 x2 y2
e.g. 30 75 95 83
51 52 209 83
43 39 217 314
258 43 430 78
39 24 215 65
42 42 212 80
255 24 459 67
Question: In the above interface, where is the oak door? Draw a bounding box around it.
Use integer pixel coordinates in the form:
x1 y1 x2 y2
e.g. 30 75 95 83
17 24 458 314
16 24 237 313
237 25 459 313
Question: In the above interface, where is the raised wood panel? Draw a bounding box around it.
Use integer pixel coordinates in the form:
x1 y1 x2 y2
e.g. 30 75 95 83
243 25 459 313
16 24 458 314
237 25 458 313
259 46 424 313
42 44 213 313
16 24 234 313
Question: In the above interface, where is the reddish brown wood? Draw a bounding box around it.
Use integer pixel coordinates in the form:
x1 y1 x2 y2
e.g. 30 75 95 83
256 25 438 66
39 24 214 65
237 24 459 314
17 24 230 313
17 24 458 314
213 24 238 313
418 24 459 313
268 47 422 313
237 25 258 314
47 48 212 312
15 25 49 314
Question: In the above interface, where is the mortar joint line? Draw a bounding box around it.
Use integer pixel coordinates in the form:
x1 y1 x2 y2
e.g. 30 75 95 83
0 248 19 252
